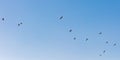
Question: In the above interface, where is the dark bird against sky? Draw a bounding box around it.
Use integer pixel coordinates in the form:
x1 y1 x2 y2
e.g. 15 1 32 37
103 50 106 54
18 22 23 26
99 54 102 56
59 16 63 20
85 38 88 41
20 22 23 24
69 29 72 32
106 41 109 44
2 18 4 21
18 24 20 26
99 32 102 35
113 43 116 46
73 37 76 40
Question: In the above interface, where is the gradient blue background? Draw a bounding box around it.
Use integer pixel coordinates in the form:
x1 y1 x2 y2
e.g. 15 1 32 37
0 0 120 60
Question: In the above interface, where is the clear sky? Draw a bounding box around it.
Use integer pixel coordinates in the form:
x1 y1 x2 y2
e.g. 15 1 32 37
0 0 120 60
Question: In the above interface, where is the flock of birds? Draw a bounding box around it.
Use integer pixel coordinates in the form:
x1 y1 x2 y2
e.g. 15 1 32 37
1 17 23 26
58 16 117 57
0 16 118 57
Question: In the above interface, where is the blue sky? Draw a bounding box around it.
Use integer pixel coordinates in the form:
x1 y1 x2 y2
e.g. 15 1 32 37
0 0 120 60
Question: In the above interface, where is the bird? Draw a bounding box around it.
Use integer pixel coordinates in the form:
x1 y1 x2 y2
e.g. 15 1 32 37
103 50 106 54
85 38 88 41
69 29 72 32
99 54 102 56
59 16 63 20
20 22 23 24
99 32 102 35
113 43 116 46
106 41 108 44
73 37 76 40
18 24 20 26
2 18 4 21
18 22 23 26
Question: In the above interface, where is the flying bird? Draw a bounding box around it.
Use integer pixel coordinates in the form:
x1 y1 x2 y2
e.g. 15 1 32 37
2 18 4 21
59 16 63 20
18 22 23 26
103 50 106 54
85 38 88 41
69 29 72 32
106 41 109 44
113 43 116 46
99 32 102 35
18 24 20 26
99 54 102 56
20 22 23 24
73 37 76 40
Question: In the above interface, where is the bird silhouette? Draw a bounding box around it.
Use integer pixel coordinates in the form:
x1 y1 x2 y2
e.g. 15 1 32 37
18 24 20 26
99 54 102 56
113 43 116 46
20 22 23 24
73 37 76 40
85 38 88 41
106 41 108 44
99 32 102 35
103 50 106 54
59 16 63 20
18 22 23 26
2 18 4 21
69 29 72 32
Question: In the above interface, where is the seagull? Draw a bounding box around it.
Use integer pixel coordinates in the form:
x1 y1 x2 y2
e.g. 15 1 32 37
20 22 23 24
103 50 106 54
18 22 23 26
85 38 88 41
113 43 116 46
106 41 109 44
69 29 72 32
73 37 76 40
2 18 4 21
99 32 102 35
59 16 63 20
18 24 20 26
99 54 102 56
